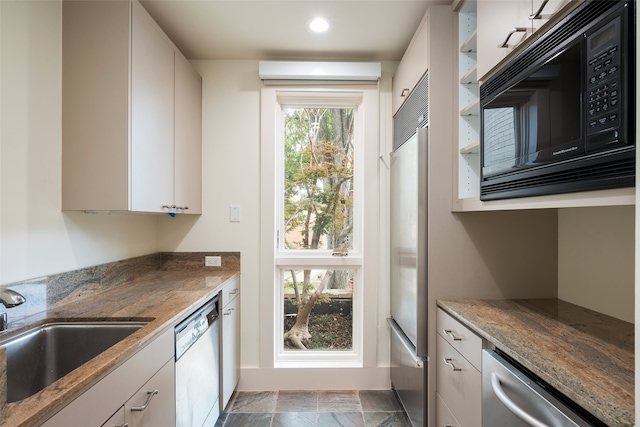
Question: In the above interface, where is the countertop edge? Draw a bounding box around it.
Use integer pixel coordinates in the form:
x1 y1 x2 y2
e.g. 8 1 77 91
436 298 634 427
3 270 240 427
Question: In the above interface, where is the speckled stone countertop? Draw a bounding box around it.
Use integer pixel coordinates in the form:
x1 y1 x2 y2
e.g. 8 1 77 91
437 299 633 427
0 255 239 427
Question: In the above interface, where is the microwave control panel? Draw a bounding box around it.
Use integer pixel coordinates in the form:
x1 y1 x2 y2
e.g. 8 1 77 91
586 16 622 137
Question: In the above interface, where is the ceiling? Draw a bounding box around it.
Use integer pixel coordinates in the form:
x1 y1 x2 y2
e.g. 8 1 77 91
139 0 447 62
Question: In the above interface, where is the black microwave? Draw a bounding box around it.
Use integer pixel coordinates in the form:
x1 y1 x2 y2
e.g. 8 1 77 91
480 0 635 201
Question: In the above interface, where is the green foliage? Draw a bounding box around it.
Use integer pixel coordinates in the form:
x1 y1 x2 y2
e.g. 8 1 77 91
283 108 354 251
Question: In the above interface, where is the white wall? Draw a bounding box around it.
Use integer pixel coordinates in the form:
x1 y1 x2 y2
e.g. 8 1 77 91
157 60 397 387
158 60 262 367
0 1 159 285
558 206 635 323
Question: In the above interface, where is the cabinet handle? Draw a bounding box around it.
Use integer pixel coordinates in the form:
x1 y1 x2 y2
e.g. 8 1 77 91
400 88 410 97
130 390 159 412
229 288 238 295
498 27 528 48
176 206 189 211
117 424 129 427
162 205 176 210
443 358 461 372
443 329 461 341
529 0 550 20
224 308 234 315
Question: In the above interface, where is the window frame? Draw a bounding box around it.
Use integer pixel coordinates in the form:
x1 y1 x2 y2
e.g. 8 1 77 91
259 84 379 370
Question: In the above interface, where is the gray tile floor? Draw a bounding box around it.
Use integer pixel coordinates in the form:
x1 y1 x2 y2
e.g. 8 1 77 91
216 390 412 427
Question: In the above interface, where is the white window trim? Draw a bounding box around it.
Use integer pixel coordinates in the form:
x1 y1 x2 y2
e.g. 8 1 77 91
260 84 379 370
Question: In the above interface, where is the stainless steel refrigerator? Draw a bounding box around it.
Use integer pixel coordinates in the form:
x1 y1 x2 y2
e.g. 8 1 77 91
388 125 428 427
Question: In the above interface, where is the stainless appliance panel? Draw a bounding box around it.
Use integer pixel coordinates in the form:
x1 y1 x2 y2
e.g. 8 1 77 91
483 350 599 427
390 127 428 356
175 297 220 427
389 318 426 427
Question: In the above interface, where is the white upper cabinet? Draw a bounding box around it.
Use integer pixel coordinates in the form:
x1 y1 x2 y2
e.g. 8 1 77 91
62 0 202 214
392 14 429 116
477 0 574 81
174 53 203 214
130 2 175 213
477 0 533 80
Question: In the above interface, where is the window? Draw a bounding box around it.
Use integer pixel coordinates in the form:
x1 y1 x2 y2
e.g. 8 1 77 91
260 86 379 369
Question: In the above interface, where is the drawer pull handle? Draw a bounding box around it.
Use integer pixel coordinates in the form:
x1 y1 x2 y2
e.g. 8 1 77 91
230 288 238 294
443 329 461 341
131 390 158 412
443 358 461 372
224 308 234 315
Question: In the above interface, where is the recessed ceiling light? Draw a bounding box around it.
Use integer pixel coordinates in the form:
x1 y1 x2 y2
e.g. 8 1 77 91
306 17 333 33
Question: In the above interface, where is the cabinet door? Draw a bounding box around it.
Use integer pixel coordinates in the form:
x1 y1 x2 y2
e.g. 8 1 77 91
392 13 428 115
436 335 481 427
436 394 460 427
174 53 202 214
130 0 175 213
101 406 126 427
220 294 240 410
530 0 571 32
125 359 175 427
477 0 532 79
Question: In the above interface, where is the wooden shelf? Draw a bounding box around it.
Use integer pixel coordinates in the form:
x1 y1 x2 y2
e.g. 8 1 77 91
460 65 478 84
459 29 477 52
460 141 479 154
459 98 479 116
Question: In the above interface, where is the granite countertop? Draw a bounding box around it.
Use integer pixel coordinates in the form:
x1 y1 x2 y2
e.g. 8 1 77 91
437 299 634 427
0 268 239 427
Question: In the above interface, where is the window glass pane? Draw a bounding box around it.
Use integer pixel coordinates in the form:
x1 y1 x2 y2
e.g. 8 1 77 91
282 108 354 252
283 268 353 351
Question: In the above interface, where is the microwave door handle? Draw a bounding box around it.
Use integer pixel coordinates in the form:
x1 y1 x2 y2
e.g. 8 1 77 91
491 373 550 427
529 0 550 19
499 27 529 48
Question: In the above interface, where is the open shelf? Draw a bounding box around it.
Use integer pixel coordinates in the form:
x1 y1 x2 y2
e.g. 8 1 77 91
459 29 477 52
460 141 479 154
460 65 478 84
459 98 479 116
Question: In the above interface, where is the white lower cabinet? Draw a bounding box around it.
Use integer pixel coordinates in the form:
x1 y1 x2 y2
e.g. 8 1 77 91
101 406 126 427
436 308 482 427
436 393 460 427
42 328 174 427
220 278 241 411
124 359 175 427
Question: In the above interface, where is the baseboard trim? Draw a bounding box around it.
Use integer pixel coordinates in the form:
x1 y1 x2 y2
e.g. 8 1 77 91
237 367 391 391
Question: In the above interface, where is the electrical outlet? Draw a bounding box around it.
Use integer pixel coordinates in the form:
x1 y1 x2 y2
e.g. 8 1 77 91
205 256 222 267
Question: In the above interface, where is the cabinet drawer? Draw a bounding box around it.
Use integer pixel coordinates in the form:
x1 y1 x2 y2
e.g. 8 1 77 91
436 334 481 427
437 308 482 371
221 278 240 307
436 393 460 427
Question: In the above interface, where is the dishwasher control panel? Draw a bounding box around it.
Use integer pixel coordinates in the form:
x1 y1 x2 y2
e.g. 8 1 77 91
175 296 218 360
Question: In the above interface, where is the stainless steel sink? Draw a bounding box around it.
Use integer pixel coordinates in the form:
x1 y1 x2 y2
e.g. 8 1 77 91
0 321 147 402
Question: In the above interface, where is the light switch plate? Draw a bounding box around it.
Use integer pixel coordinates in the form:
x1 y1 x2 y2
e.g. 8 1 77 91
230 205 241 222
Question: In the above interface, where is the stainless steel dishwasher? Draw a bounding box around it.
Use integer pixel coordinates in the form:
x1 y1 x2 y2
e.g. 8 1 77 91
175 296 220 427
483 349 605 427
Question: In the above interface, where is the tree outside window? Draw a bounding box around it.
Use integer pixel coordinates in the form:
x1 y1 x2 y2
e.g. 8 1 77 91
281 107 355 351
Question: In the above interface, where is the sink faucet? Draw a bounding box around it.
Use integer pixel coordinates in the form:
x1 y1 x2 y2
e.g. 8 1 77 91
0 288 26 331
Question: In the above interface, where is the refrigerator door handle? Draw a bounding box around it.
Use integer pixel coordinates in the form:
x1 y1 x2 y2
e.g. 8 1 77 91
388 318 424 367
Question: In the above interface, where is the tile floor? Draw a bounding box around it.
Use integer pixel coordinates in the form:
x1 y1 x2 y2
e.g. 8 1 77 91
215 390 413 427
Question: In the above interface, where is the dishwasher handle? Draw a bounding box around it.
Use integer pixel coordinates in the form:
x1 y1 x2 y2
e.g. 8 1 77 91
491 373 550 427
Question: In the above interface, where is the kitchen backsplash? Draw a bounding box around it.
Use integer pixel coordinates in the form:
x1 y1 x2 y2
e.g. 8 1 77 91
0 252 240 323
